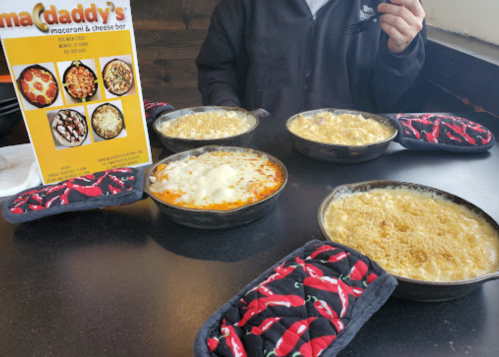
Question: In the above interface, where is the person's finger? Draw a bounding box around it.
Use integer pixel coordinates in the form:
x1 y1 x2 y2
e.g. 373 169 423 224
378 3 420 28
380 13 413 37
386 0 425 19
381 22 407 46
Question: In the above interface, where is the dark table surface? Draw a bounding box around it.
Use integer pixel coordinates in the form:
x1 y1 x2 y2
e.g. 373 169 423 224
1 113 498 357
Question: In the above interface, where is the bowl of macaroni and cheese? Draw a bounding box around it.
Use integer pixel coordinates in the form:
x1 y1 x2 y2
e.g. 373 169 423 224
153 106 259 153
286 109 397 163
144 146 287 229
318 181 499 301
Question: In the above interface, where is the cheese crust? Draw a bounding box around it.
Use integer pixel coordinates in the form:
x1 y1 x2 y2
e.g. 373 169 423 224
324 188 499 282
150 151 285 210
288 112 395 146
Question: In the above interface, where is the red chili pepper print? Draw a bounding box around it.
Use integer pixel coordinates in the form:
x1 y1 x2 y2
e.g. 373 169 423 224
7 168 137 215
460 123 476 145
256 285 274 296
296 257 324 278
349 261 369 281
221 320 247 357
305 245 338 260
311 296 344 333
238 295 305 327
208 337 219 352
401 120 421 139
367 273 378 284
303 276 363 298
250 317 282 335
245 263 297 295
445 130 463 142
431 119 441 143
28 204 44 211
299 335 336 357
337 283 349 318
323 252 350 263
267 318 316 357
396 114 493 148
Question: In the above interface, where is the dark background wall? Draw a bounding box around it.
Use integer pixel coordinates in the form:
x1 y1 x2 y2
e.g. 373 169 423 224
1 0 498 118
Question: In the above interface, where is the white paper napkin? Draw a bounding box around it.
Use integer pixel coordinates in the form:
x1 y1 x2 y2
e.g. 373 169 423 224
0 144 42 198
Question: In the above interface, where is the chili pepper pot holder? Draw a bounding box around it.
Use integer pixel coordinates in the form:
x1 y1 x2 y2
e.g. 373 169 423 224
386 113 495 152
194 240 398 357
2 168 146 224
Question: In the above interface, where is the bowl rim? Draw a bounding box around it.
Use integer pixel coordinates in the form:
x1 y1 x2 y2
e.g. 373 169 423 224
144 145 288 214
152 106 260 143
286 108 398 148
318 180 499 287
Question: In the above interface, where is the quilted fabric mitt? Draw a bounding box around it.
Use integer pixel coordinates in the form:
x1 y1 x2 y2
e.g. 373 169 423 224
144 99 174 126
3 168 145 224
195 240 397 357
387 113 495 152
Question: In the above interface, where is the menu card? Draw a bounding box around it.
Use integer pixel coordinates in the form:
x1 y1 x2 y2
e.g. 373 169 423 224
0 0 151 184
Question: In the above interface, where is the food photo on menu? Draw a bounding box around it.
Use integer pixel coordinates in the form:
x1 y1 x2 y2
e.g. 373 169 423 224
87 100 126 142
46 107 91 150
57 59 101 104
99 55 136 98
0 0 499 357
12 62 62 110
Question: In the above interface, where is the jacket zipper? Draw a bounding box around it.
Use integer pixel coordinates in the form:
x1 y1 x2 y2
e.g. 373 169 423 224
297 0 332 113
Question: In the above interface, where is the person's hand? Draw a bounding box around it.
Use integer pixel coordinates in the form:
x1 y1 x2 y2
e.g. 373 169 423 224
377 0 425 54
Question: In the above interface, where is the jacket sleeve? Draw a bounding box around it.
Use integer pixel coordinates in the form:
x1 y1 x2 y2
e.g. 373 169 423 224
372 18 427 113
196 0 246 107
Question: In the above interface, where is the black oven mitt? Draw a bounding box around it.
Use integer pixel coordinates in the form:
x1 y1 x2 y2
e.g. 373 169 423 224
144 99 174 126
3 168 146 224
194 240 397 357
386 113 495 153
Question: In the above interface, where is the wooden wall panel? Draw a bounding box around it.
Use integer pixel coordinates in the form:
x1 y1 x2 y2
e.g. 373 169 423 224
132 0 215 109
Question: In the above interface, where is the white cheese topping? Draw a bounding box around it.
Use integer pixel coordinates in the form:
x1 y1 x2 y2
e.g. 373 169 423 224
150 151 283 209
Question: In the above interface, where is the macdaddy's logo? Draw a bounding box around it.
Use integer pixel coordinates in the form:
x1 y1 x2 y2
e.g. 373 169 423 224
0 2 125 32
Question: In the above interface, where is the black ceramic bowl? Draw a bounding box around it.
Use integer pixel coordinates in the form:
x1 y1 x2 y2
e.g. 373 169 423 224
286 109 398 163
153 106 259 153
63 60 98 102
318 181 499 302
144 146 288 229
17 65 59 109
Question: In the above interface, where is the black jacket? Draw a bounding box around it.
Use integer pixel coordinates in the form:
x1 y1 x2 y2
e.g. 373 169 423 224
196 0 426 117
